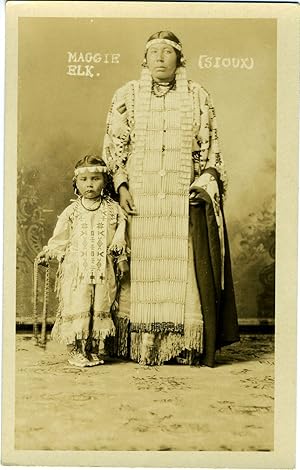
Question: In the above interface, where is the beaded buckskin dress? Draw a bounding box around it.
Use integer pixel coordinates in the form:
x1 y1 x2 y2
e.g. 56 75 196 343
103 66 237 365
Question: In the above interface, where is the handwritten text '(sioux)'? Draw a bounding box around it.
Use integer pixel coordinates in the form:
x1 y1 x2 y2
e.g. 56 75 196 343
198 55 254 70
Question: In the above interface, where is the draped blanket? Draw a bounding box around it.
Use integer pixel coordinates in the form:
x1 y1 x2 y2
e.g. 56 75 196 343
190 169 240 367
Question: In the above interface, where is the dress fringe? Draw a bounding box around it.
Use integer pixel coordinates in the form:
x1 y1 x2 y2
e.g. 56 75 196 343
51 313 91 345
130 322 203 366
51 311 116 345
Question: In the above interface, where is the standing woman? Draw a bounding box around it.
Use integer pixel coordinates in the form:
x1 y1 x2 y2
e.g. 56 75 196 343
102 31 239 367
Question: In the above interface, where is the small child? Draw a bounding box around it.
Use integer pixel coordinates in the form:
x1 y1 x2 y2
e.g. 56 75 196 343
37 155 129 367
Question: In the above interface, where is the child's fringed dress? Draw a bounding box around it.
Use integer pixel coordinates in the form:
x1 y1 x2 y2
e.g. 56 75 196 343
43 196 128 346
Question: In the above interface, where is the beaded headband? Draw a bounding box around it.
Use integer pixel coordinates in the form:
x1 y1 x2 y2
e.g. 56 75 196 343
74 166 107 176
145 38 182 52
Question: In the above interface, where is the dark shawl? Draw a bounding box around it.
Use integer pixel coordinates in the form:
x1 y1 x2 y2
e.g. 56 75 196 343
190 168 240 367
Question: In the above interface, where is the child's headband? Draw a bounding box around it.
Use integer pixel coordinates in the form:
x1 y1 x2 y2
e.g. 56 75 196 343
74 166 108 176
145 38 182 52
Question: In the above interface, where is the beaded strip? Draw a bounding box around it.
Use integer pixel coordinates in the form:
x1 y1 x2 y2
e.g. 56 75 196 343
74 166 107 176
129 66 193 331
75 197 108 285
145 38 182 51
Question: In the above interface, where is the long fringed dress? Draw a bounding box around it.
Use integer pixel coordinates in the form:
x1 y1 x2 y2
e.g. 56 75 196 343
44 196 128 346
103 66 239 366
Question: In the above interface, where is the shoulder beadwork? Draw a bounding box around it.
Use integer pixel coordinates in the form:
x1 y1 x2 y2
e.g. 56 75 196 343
188 81 210 100
65 200 80 224
114 80 139 101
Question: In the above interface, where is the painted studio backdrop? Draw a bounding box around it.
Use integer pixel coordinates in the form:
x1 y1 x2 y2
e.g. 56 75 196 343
17 18 276 325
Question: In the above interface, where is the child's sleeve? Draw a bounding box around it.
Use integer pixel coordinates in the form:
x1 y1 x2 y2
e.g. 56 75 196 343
43 207 72 261
108 204 130 263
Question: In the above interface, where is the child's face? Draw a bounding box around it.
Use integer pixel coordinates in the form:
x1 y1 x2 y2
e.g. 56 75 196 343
76 170 105 199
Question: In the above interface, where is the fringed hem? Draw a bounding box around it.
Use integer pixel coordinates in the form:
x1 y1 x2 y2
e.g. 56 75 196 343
92 314 116 339
184 321 204 351
92 328 116 341
130 325 203 366
51 328 116 346
92 312 116 340
51 313 116 345
130 322 184 334
51 322 90 345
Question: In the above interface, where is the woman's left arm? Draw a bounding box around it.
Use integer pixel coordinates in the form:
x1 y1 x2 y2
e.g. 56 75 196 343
108 204 129 260
108 204 130 279
190 89 227 199
102 86 131 193
204 93 227 191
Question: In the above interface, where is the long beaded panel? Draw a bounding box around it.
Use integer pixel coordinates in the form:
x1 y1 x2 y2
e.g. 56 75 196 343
130 68 193 330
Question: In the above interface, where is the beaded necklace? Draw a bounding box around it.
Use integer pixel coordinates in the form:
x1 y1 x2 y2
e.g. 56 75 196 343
80 196 102 211
151 78 176 98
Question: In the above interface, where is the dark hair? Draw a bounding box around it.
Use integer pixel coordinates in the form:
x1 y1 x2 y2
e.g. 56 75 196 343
144 30 184 67
74 155 107 170
72 155 115 198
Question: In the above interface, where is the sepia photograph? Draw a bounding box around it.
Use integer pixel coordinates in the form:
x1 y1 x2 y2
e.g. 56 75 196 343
2 1 299 467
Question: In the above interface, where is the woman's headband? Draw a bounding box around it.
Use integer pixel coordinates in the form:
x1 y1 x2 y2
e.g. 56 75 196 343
145 38 182 52
74 166 108 176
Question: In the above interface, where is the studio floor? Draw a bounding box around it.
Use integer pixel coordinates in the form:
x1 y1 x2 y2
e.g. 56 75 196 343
15 334 274 451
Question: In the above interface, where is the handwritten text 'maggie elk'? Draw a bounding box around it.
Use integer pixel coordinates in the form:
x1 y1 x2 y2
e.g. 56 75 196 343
67 51 121 78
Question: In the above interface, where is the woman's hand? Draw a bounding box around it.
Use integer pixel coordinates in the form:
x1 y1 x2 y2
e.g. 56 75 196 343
117 260 129 280
119 185 137 215
189 190 202 205
36 249 51 266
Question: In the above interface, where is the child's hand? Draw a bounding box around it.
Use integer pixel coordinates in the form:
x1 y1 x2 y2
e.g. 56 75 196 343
36 249 51 266
117 260 129 280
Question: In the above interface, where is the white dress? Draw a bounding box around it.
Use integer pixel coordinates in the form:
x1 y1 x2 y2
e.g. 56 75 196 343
44 196 128 345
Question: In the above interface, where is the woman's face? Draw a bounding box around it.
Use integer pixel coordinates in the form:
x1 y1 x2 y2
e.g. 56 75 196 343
146 43 177 82
76 170 105 199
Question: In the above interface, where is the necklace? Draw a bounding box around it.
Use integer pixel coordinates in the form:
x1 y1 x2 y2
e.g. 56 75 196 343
152 79 176 98
80 197 102 211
